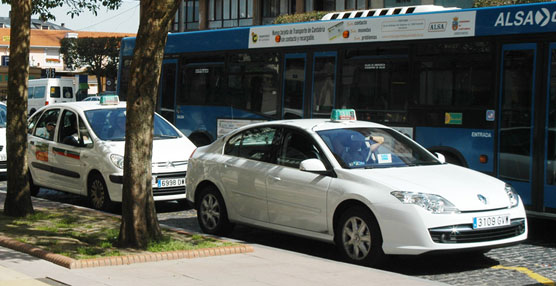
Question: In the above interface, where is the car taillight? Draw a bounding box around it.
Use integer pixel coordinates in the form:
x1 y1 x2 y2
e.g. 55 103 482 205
45 101 49 106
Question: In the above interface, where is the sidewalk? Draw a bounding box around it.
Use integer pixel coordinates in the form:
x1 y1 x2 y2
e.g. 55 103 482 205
0 189 446 286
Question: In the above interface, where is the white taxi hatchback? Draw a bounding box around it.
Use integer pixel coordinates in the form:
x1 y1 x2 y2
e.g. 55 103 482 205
27 96 196 210
186 110 527 266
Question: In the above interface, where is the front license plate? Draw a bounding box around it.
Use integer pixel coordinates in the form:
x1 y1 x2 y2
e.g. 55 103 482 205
473 214 510 229
157 177 185 188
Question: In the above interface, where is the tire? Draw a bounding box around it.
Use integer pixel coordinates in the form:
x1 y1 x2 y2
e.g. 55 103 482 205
335 206 384 266
28 173 40 196
196 186 233 235
87 173 112 211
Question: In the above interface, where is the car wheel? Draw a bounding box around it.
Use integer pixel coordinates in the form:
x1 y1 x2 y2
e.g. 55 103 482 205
196 186 233 235
88 173 112 211
28 173 40 196
335 206 384 266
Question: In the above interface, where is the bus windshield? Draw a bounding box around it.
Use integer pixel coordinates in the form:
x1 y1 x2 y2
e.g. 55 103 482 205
84 108 181 141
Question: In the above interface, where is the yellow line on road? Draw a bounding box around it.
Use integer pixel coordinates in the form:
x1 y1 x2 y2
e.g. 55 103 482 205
491 265 555 285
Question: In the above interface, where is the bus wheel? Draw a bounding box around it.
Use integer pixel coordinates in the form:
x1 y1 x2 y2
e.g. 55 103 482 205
189 133 211 146
444 153 463 166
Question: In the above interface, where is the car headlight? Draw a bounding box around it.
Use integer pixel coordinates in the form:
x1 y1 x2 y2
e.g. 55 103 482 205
110 154 124 169
505 184 519 208
391 191 460 214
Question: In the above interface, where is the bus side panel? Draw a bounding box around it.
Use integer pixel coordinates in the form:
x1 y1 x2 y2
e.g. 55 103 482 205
415 127 494 173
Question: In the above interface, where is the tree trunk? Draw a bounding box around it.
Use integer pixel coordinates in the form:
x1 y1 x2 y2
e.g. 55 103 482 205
4 0 34 217
117 0 180 249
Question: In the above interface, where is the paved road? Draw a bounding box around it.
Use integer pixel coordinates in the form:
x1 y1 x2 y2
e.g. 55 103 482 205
3 185 555 286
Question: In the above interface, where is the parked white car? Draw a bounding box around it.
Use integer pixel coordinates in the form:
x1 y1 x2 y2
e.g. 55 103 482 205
0 102 6 175
186 110 527 265
27 96 196 210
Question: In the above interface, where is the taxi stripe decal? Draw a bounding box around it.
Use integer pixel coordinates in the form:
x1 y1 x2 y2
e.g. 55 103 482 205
491 265 555 285
52 147 81 160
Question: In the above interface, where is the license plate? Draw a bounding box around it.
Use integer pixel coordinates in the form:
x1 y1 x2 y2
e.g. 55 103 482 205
473 214 510 229
157 177 185 188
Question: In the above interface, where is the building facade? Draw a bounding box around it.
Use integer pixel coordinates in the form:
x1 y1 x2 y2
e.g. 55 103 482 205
0 20 135 99
170 0 474 32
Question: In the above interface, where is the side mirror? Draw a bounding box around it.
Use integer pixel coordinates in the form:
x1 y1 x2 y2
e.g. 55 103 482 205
299 158 327 172
435 152 446 164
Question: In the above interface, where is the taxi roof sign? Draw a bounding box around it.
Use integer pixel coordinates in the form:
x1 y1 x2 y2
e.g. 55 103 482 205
331 109 357 121
100 95 119 105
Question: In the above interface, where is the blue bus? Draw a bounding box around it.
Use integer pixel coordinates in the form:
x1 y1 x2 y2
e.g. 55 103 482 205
118 2 556 218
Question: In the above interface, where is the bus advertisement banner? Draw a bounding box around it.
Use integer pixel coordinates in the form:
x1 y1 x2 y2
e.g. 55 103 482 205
475 3 556 37
248 11 476 49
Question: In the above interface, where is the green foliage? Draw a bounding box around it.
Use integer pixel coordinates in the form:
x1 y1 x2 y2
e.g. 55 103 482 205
0 0 122 21
61 37 122 91
273 11 329 24
473 0 552 7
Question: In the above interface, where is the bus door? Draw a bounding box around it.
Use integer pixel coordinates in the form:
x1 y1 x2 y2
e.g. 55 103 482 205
544 43 556 210
498 44 537 206
283 53 306 119
158 59 178 124
311 52 337 118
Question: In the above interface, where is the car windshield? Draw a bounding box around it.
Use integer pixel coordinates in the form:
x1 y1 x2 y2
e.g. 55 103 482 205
84 108 181 141
317 127 440 169
0 104 6 128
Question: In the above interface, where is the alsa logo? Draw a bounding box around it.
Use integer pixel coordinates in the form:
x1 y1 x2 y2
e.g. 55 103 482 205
495 8 556 27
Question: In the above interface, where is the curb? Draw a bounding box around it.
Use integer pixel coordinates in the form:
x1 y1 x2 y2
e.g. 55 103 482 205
0 235 254 269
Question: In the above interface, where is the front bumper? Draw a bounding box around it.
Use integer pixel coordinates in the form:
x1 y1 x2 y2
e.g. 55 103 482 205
105 171 187 202
374 202 528 255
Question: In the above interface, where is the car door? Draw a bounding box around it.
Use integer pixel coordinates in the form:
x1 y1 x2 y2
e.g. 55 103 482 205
53 109 93 193
267 128 331 233
28 108 61 188
219 126 279 222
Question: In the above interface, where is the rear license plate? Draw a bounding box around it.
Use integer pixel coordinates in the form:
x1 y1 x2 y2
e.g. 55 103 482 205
473 214 510 229
157 177 185 188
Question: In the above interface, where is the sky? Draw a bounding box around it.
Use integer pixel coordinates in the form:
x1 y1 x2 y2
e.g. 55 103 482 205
0 0 140 33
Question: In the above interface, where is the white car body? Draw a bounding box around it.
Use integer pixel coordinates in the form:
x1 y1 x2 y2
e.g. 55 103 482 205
0 102 6 175
186 118 527 262
27 100 196 208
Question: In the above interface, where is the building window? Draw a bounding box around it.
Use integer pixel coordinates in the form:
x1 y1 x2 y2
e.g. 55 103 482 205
210 0 253 28
313 0 336 11
262 0 297 24
172 0 200 32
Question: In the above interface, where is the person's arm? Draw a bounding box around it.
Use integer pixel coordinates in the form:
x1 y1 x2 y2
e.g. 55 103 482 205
369 136 384 151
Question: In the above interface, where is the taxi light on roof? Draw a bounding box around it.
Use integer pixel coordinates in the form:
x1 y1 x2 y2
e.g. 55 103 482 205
331 109 357 121
100 95 119 105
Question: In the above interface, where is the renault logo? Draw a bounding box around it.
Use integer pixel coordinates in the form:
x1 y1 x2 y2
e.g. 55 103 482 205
477 194 488 205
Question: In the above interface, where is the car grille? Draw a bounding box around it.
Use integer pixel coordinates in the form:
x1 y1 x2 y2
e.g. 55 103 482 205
0 161 6 169
429 218 526 243
153 186 185 196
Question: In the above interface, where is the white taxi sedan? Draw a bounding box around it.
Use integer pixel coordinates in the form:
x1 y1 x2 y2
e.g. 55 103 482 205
186 110 527 266
27 96 196 210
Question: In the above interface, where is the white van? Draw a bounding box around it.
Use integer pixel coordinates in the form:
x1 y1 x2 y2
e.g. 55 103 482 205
28 78 76 115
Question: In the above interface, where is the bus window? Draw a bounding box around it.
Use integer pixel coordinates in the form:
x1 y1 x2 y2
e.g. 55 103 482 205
340 47 409 123
312 56 335 118
227 52 279 117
